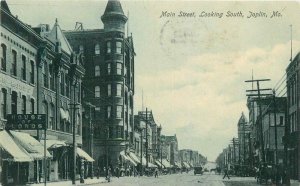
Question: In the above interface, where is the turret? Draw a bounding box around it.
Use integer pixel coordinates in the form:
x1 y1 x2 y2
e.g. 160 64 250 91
101 0 127 32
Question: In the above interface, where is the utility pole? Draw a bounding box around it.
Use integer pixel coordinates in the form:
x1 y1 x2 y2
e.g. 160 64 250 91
145 108 148 169
273 90 279 184
233 138 236 165
70 79 79 185
245 79 272 165
140 127 143 176
86 102 95 178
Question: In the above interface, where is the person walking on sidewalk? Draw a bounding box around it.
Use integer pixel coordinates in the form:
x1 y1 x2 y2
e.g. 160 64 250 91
223 167 230 179
154 168 159 178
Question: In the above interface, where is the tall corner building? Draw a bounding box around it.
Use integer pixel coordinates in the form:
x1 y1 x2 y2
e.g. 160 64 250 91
64 0 136 168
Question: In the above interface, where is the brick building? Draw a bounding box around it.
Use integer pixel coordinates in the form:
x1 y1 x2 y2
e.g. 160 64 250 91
0 1 92 184
64 0 136 168
285 52 300 181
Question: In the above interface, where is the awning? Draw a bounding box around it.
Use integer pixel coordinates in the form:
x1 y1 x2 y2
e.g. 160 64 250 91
183 162 190 168
148 162 157 168
60 108 67 120
40 140 67 149
175 162 182 168
120 151 137 166
128 152 140 164
65 110 70 122
77 147 94 162
0 130 32 162
10 131 52 160
155 160 164 168
161 159 171 168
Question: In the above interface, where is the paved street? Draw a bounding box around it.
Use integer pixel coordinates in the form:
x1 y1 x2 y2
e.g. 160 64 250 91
90 172 255 186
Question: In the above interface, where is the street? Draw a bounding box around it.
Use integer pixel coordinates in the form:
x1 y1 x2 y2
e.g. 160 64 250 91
91 172 258 186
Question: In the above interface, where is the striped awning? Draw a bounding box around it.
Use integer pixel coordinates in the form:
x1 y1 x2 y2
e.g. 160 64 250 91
0 130 32 162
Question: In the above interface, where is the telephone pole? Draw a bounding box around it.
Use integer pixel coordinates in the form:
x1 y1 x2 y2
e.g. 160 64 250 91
245 78 272 165
145 108 148 169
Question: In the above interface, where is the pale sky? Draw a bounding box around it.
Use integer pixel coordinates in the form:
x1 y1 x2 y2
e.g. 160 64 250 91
6 0 300 161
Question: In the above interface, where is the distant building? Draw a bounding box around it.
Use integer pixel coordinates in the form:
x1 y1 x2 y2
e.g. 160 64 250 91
65 0 136 168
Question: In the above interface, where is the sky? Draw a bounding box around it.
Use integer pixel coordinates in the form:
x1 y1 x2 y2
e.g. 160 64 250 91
6 0 300 161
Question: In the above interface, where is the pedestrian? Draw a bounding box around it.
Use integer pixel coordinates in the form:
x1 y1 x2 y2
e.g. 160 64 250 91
223 167 230 179
115 166 120 178
104 167 107 179
154 168 158 178
96 166 100 179
107 167 112 182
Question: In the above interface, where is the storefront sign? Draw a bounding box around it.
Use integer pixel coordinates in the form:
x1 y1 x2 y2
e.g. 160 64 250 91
6 114 46 130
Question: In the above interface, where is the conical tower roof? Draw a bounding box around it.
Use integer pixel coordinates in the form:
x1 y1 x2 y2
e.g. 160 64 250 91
101 0 127 23
238 112 247 126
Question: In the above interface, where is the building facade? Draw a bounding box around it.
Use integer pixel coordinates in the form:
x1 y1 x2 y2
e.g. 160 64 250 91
0 1 91 184
65 0 136 168
285 52 300 181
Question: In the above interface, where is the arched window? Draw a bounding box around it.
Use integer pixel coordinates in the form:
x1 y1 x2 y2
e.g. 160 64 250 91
49 104 55 130
1 44 7 71
95 65 100 76
1 89 7 119
30 98 34 114
95 44 100 55
95 86 100 98
30 60 35 84
21 55 26 81
21 95 26 114
11 50 17 76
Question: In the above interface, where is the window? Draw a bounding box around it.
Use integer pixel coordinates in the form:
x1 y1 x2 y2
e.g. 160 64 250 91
116 105 122 118
116 63 122 75
106 41 111 54
1 44 7 71
49 104 54 129
11 50 17 76
95 65 100 76
95 86 100 98
21 55 26 81
49 64 55 90
30 60 34 84
21 96 26 114
79 45 84 53
116 41 122 54
107 84 111 97
116 84 122 96
60 73 65 95
1 89 7 119
279 116 284 125
65 75 70 98
77 114 80 135
107 106 111 118
11 91 17 114
107 63 111 75
30 99 34 114
95 44 100 55
109 127 113 138
43 63 48 88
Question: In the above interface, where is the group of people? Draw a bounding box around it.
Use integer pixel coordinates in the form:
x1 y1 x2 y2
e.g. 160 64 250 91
94 165 160 182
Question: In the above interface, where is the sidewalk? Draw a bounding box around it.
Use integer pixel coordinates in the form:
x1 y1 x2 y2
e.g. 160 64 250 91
27 177 107 186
